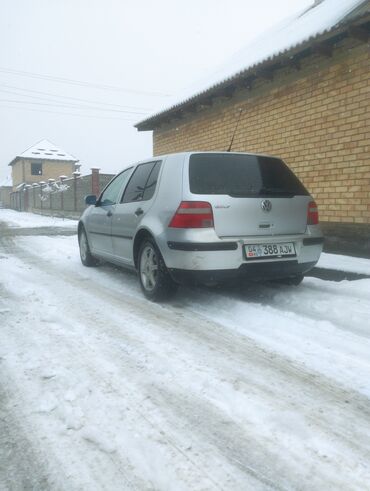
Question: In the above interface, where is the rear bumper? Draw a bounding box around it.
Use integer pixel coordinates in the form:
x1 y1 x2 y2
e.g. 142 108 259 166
168 237 324 251
169 260 317 285
161 232 323 272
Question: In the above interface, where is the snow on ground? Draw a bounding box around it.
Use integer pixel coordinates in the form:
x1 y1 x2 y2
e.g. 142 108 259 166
11 234 370 397
0 219 370 490
318 252 370 275
0 209 77 228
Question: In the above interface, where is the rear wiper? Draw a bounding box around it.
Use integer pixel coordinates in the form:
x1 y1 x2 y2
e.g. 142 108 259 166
228 188 258 197
228 192 256 198
259 187 295 197
228 188 295 197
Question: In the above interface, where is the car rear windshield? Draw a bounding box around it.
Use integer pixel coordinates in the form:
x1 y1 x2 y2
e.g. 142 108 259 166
189 153 309 197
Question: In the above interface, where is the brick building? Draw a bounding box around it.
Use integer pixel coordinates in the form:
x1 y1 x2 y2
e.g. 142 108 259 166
3 140 115 216
136 0 370 254
8 139 80 189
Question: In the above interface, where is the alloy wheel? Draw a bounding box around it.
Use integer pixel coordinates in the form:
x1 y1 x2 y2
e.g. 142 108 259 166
140 244 158 291
79 232 88 262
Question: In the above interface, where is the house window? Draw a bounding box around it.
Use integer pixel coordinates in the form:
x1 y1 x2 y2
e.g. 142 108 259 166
31 163 42 176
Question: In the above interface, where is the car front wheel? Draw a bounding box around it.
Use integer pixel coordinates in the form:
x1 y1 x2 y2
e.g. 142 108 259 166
138 239 178 301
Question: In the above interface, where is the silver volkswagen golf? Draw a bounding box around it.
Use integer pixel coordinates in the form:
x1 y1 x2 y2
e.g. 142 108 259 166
78 152 323 300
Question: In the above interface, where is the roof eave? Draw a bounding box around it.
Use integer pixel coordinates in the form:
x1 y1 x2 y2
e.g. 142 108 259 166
136 10 370 132
8 156 79 166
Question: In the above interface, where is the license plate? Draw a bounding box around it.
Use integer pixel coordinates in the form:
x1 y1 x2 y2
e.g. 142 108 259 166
244 242 296 260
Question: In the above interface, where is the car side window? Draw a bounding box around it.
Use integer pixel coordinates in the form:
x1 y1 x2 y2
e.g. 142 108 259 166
99 168 132 206
142 161 161 201
121 161 161 203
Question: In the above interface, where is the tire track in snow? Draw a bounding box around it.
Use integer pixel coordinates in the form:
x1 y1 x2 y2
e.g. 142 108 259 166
1 280 278 491
0 317 197 490
2 236 370 489
1 292 281 491
6 235 370 411
194 279 370 339
1 247 232 488
151 387 357 491
6 288 368 491
5 232 370 338
0 382 54 491
4 236 370 426
9 232 370 342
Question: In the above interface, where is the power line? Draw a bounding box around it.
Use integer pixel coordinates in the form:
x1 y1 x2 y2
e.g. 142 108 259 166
0 95 149 115
0 102 138 122
0 66 171 97
0 82 153 111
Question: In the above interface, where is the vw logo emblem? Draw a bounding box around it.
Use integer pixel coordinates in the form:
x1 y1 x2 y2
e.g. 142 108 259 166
261 199 272 212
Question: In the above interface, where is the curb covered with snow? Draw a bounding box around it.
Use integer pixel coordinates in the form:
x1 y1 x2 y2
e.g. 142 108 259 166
0 209 78 229
317 252 370 276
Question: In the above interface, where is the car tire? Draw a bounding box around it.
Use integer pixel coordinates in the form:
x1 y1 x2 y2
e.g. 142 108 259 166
138 238 178 301
79 228 98 267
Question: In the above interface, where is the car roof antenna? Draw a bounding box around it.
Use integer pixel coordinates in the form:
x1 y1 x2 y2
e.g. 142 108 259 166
227 108 243 152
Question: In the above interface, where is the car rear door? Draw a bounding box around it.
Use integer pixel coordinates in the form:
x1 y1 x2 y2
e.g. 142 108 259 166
112 161 161 264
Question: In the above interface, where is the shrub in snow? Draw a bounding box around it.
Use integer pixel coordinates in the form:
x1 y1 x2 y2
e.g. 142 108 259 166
41 182 70 195
42 184 54 194
54 182 70 193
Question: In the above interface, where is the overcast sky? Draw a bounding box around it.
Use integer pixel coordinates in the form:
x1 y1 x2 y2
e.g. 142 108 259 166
0 0 314 182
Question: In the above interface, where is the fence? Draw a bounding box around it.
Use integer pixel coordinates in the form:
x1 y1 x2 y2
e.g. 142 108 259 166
9 171 114 219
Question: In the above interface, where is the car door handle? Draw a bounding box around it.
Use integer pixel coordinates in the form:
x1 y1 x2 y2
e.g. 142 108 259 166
134 207 144 217
106 210 113 217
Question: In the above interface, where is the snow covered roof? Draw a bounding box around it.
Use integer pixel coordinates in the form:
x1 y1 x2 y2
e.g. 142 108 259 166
8 139 79 166
136 0 369 130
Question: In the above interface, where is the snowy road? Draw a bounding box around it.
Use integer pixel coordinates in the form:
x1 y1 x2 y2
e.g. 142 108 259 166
0 211 370 490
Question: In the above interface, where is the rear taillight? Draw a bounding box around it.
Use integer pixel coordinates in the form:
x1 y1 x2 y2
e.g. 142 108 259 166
169 201 214 228
307 200 319 225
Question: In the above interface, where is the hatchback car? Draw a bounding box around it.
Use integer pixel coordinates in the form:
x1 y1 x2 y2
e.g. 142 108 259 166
78 152 323 300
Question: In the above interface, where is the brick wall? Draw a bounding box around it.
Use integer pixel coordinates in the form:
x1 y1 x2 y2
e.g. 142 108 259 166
0 186 12 207
153 37 370 226
10 172 114 218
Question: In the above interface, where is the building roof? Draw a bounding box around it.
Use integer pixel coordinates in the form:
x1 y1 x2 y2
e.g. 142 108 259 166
136 0 370 131
8 139 79 166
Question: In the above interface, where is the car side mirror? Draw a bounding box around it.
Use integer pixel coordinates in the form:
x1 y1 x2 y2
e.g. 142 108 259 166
85 194 97 205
